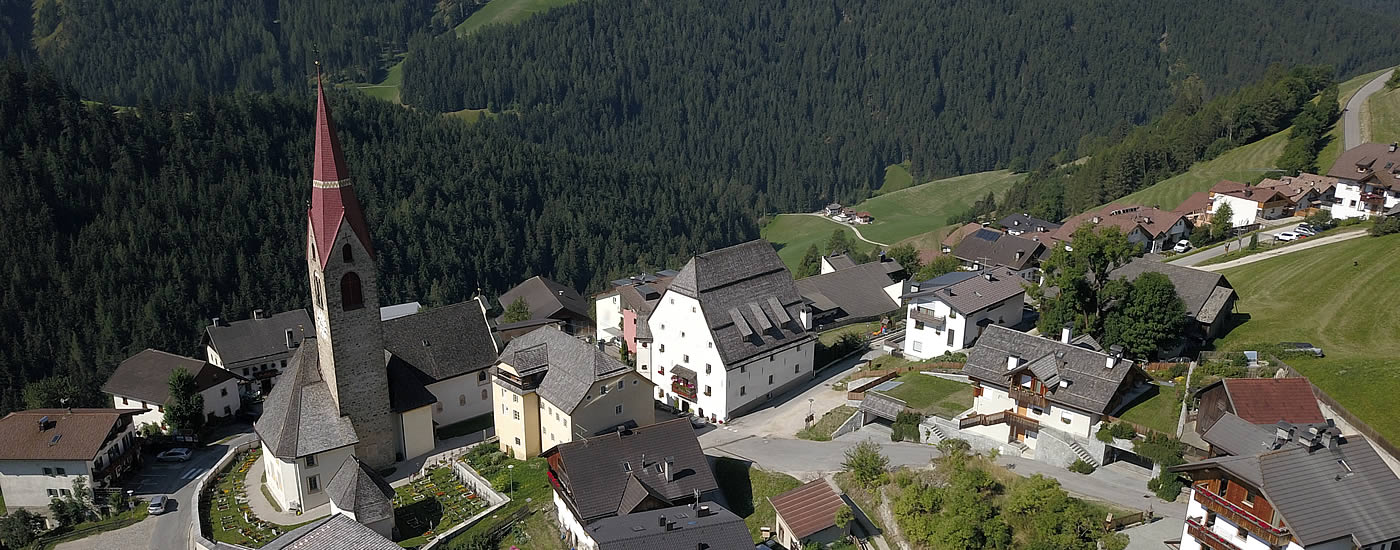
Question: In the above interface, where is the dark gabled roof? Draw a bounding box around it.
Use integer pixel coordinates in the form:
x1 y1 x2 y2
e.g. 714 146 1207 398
612 274 676 316
1326 142 1400 190
497 275 590 322
381 298 498 382
963 325 1142 414
903 267 1026 314
1218 378 1325 426
952 229 1045 271
262 513 399 550
668 240 815 366
384 353 439 413
545 418 717 523
998 213 1062 234
103 349 244 405
1200 413 1279 456
326 456 395 526
584 502 751 550
254 342 359 459
795 262 900 319
1109 258 1235 322
498 328 632 414
0 409 141 461
206 310 311 366
822 254 857 271
768 479 846 540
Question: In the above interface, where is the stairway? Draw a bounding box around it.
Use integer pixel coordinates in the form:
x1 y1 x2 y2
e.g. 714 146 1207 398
1007 440 1030 455
1067 439 1099 467
923 423 946 443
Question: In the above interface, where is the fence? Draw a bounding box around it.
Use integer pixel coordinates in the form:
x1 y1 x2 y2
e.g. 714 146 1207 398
846 372 898 400
1104 511 1148 531
191 438 262 550
1273 357 1400 461
418 460 511 550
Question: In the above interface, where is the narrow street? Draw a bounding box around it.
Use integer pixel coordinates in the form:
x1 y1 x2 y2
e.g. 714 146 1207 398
1345 69 1395 150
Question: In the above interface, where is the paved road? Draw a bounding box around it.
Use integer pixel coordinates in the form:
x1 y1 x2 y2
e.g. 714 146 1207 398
1198 228 1367 272
1169 218 1301 267
796 213 889 247
1345 69 1395 150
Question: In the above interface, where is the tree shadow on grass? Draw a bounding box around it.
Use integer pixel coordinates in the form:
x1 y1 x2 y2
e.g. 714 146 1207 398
394 496 443 538
710 456 754 517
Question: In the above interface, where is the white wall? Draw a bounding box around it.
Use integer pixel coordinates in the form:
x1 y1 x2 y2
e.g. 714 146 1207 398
1212 195 1262 228
1332 180 1400 219
554 488 597 550
112 395 166 430
904 296 1022 360
202 379 241 419
595 294 622 342
1180 488 1305 550
261 443 355 513
400 405 435 461
206 346 224 368
426 372 494 427
0 459 93 510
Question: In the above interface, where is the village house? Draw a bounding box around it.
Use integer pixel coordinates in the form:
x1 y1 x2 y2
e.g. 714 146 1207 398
1253 173 1338 216
1174 191 1214 224
205 309 310 396
542 418 749 550
103 349 244 431
1109 258 1237 346
497 275 593 336
797 258 904 331
998 213 1062 237
492 327 656 460
955 325 1154 468
1053 204 1192 253
0 409 142 514
1207 180 1293 229
594 270 679 375
902 268 1026 360
1327 142 1400 219
951 228 1047 282
940 222 986 253
769 478 852 549
1193 377 1325 440
647 240 816 422
1171 423 1400 550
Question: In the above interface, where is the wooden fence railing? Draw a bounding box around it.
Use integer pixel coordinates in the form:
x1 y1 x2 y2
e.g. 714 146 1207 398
1104 511 1147 531
847 372 899 400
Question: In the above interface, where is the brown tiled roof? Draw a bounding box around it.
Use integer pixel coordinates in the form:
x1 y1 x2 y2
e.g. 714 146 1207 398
1052 204 1186 244
1173 191 1213 215
1326 142 1400 190
0 409 140 461
1221 378 1325 426
1209 179 1290 204
768 479 845 540
1254 173 1338 203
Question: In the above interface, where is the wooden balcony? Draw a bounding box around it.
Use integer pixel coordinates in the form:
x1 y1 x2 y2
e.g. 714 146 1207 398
1192 485 1292 548
1185 517 1239 550
957 409 1038 435
1009 386 1048 409
908 308 945 329
1005 410 1039 433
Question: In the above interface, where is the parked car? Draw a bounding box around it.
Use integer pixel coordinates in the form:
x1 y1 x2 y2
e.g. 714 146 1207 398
1274 231 1301 241
1279 342 1325 358
1295 225 1317 236
147 495 169 515
157 448 192 462
1172 240 1192 253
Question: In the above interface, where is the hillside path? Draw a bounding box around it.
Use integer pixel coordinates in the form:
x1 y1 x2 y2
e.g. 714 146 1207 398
797 212 889 247
1197 229 1367 272
1347 69 1394 149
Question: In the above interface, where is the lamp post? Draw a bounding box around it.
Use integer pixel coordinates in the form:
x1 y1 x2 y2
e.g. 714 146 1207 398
126 490 134 511
807 398 815 428
507 464 514 500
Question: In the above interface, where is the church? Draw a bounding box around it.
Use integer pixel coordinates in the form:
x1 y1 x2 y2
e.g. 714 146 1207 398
253 77 499 518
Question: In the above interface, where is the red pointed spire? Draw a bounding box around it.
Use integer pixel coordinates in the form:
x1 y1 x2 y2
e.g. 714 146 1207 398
308 69 375 267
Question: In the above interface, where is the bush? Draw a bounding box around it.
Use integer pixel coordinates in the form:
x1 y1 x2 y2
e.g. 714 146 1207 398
1109 422 1137 440
1068 459 1096 474
1147 472 1186 501
890 411 924 443
1369 216 1400 236
893 468 919 488
843 441 891 488
1195 361 1248 381
1095 424 1115 443
1134 432 1186 468
928 351 968 363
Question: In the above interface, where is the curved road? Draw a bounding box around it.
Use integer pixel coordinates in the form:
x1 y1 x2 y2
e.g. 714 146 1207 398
797 213 889 247
1345 69 1394 150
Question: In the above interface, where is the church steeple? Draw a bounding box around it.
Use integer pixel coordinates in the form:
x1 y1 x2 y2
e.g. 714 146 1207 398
309 72 374 268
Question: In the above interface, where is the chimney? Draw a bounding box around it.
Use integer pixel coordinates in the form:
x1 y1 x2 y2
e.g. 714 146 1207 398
699 505 711 517
1015 249 1024 260
1006 355 1020 371
253 309 265 320
1105 345 1123 369
659 515 667 527
1060 324 1073 344
211 317 221 327
667 521 677 532
664 456 675 481
285 329 296 349
1390 142 1397 153
983 272 994 282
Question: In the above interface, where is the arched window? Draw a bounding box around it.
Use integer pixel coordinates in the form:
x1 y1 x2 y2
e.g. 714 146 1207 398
342 244 354 263
459 394 467 406
341 272 364 311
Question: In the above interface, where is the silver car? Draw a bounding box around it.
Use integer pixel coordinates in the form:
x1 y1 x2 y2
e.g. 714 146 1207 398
147 495 168 515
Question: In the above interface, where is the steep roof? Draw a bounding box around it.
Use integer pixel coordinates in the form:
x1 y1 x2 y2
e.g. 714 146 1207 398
1053 204 1186 244
941 223 984 248
1200 412 1279 456
496 276 590 322
1254 173 1337 203
544 418 717 523
326 456 395 526
103 349 244 405
1326 142 1400 190
822 254 857 271
611 273 676 316
668 240 815 366
498 328 632 414
254 342 359 459
583 502 751 550
1109 258 1235 323
308 76 374 268
951 229 1045 270
1220 378 1325 426
262 513 399 550
768 479 846 540
795 261 900 319
1210 179 1290 204
384 354 439 413
0 409 140 461
206 309 311 366
903 267 1026 315
1173 190 1213 215
963 325 1143 414
381 298 498 382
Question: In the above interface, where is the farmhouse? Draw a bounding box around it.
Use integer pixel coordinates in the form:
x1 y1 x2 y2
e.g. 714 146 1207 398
1253 173 1338 216
998 213 1062 237
1326 142 1400 219
1174 191 1214 223
950 228 1047 282
1054 204 1191 253
497 275 593 336
902 268 1025 360
647 240 816 422
0 409 141 513
103 349 244 431
205 308 310 395
797 258 905 330
1109 258 1237 345
1207 180 1292 229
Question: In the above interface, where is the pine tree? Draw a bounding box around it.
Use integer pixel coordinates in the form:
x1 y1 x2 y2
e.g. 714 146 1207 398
503 297 532 323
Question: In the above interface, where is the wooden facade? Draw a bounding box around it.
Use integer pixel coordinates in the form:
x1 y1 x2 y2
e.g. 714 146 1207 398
1194 382 1233 436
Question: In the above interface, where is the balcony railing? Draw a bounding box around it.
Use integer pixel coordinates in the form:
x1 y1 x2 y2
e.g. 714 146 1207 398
909 308 945 329
1009 386 1048 409
957 409 1039 436
1006 411 1039 433
1185 517 1238 550
1192 485 1292 548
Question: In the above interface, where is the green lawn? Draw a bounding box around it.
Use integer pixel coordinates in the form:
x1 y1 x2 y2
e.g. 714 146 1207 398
1116 128 1291 211
1197 224 1367 267
34 505 150 550
761 214 874 270
1318 66 1394 170
448 449 551 546
1215 233 1400 444
819 321 885 346
713 458 803 542
856 170 1025 245
454 0 578 37
877 372 974 419
351 59 405 104
392 466 490 547
437 413 494 440
1114 383 1180 435
797 405 858 441
1367 85 1400 146
878 162 915 194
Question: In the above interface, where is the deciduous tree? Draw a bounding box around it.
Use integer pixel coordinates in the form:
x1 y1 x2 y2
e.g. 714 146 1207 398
164 368 205 434
1033 225 1137 337
1103 272 1186 358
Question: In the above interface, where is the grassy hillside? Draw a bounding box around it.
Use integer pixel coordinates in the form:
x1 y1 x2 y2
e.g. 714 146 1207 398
351 59 404 103
1319 67 1393 170
761 215 874 270
454 0 578 37
858 170 1025 244
1216 233 1400 444
1114 129 1291 211
879 162 915 194
1367 84 1400 146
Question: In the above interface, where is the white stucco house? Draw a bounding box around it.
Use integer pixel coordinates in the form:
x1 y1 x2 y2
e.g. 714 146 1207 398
647 240 816 422
593 270 680 377
1326 142 1400 219
205 308 311 396
1207 180 1292 229
0 409 142 515
102 349 244 431
902 268 1026 360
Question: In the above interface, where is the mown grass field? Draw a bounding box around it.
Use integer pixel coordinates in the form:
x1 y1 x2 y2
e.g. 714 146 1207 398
1367 84 1400 146
857 170 1024 244
455 0 578 37
761 214 874 269
1215 233 1400 444
1115 129 1290 211
1317 67 1393 170
879 161 915 194
351 59 404 103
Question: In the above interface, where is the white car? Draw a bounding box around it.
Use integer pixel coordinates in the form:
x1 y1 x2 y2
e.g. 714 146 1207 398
1171 240 1191 253
1274 232 1300 241
147 495 168 515
157 448 192 462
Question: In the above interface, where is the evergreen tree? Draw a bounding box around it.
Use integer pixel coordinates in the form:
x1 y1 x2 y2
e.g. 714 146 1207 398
795 245 823 279
886 244 923 275
164 368 205 434
502 297 532 323
1212 203 1236 240
915 255 961 281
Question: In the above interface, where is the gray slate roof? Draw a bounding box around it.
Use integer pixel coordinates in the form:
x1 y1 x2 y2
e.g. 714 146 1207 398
103 349 243 405
1109 258 1235 323
963 325 1144 415
822 254 857 271
326 456 395 525
382 298 498 382
795 261 900 320
545 418 717 523
668 240 815 366
998 213 1062 234
497 275 590 322
903 267 1026 315
262 514 398 550
254 342 359 458
584 502 751 550
951 229 1045 271
206 309 311 366
498 328 631 414
1200 412 1278 456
